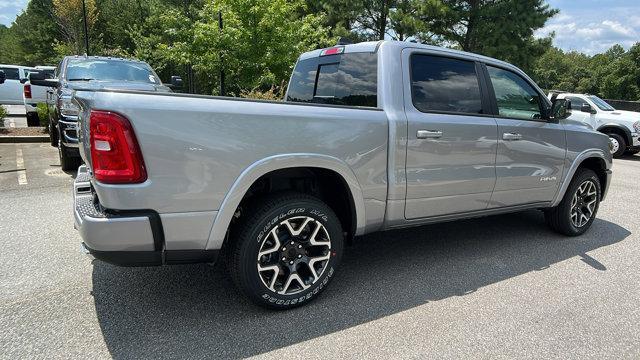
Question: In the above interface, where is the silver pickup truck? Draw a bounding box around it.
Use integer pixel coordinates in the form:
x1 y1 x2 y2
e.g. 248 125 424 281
72 40 612 309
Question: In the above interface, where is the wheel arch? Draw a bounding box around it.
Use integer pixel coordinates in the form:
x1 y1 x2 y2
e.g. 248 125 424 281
598 124 632 145
551 149 611 207
204 154 366 250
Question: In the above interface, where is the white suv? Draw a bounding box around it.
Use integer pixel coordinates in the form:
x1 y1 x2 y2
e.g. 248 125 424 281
550 92 640 158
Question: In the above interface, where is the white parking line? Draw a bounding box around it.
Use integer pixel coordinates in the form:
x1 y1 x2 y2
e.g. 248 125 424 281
15 146 27 185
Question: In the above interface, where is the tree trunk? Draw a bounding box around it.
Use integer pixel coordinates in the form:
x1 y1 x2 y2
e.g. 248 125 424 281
377 0 389 40
463 0 479 52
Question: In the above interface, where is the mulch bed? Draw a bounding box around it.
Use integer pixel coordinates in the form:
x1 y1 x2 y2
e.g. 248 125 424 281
0 127 48 136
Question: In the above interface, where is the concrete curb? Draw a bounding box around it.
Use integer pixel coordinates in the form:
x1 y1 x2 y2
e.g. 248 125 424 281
0 135 50 143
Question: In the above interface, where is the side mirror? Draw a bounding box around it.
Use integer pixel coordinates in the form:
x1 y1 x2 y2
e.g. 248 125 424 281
551 98 571 121
0 70 5 84
580 103 596 114
169 75 183 90
29 71 59 87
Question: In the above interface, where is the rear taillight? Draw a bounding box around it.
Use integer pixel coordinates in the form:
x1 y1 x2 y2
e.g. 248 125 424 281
89 110 146 184
24 84 32 99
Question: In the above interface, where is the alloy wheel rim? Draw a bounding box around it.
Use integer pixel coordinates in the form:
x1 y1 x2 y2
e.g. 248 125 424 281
256 216 331 295
570 180 597 228
609 137 619 154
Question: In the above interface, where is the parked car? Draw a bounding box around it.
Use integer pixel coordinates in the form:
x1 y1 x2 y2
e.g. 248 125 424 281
22 65 55 126
71 41 612 310
549 92 640 158
0 64 31 105
29 56 182 171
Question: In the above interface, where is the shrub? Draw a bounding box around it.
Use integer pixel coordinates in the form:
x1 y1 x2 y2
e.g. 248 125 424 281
37 103 50 131
0 105 7 127
240 82 286 101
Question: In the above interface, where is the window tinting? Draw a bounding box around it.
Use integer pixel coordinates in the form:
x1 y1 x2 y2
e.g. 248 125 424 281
0 67 20 80
287 52 377 107
487 66 541 120
315 63 339 98
410 55 482 114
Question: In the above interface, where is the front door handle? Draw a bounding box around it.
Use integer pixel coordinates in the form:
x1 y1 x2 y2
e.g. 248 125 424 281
503 132 522 141
417 130 443 139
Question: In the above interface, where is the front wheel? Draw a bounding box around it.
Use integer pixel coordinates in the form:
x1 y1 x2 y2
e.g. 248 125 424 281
227 193 344 310
607 133 626 158
58 142 80 172
545 169 601 236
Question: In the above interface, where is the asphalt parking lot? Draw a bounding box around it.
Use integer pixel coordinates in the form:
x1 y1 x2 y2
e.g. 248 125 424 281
1 143 639 359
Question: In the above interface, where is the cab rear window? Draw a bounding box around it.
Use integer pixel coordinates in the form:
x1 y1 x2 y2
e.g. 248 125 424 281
286 52 377 107
0 67 20 80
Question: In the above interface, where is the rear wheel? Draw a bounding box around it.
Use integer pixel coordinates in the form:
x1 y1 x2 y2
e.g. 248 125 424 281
607 133 626 158
227 193 344 310
26 112 39 127
49 121 58 147
545 169 601 236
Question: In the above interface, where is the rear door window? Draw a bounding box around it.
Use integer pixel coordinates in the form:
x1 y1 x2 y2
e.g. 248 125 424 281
0 67 20 80
410 55 483 115
287 52 377 107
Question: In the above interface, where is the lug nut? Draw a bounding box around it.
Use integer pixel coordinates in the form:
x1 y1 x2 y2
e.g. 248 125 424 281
298 254 302 258
298 245 302 249
290 241 295 245
282 257 286 261
289 261 294 265
282 247 286 251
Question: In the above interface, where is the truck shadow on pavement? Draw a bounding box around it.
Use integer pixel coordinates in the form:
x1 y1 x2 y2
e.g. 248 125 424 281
91 210 629 359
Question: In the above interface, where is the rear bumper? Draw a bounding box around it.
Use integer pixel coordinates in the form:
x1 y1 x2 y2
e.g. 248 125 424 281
25 103 37 113
631 132 640 148
73 165 217 266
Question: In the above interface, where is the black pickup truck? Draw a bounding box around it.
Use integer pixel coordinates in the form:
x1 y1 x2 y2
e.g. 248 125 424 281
30 56 181 170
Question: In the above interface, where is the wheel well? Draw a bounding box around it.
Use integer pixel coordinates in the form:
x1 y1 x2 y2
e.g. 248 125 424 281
599 126 631 145
578 157 607 199
232 167 356 239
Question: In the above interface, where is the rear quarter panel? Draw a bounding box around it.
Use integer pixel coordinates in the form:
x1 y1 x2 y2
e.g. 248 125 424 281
74 90 388 217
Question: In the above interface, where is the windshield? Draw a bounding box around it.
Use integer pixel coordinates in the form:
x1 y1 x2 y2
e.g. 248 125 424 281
588 95 615 111
65 59 160 84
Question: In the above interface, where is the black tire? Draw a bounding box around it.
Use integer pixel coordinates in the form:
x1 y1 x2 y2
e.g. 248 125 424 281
625 149 639 156
26 112 40 127
227 192 344 310
607 133 626 158
49 121 58 147
545 168 601 236
59 142 81 171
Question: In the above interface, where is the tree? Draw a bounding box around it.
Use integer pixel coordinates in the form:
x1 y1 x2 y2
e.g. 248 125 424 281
134 0 335 95
415 0 557 72
52 0 98 55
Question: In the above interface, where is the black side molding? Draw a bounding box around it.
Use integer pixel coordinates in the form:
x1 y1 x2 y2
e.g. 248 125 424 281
84 243 219 267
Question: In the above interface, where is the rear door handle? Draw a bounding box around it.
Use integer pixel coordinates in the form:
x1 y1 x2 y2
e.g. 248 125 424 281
417 130 443 139
503 132 522 141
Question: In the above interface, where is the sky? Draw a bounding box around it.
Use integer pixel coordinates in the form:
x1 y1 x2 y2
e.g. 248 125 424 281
535 0 640 54
1 0 639 55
